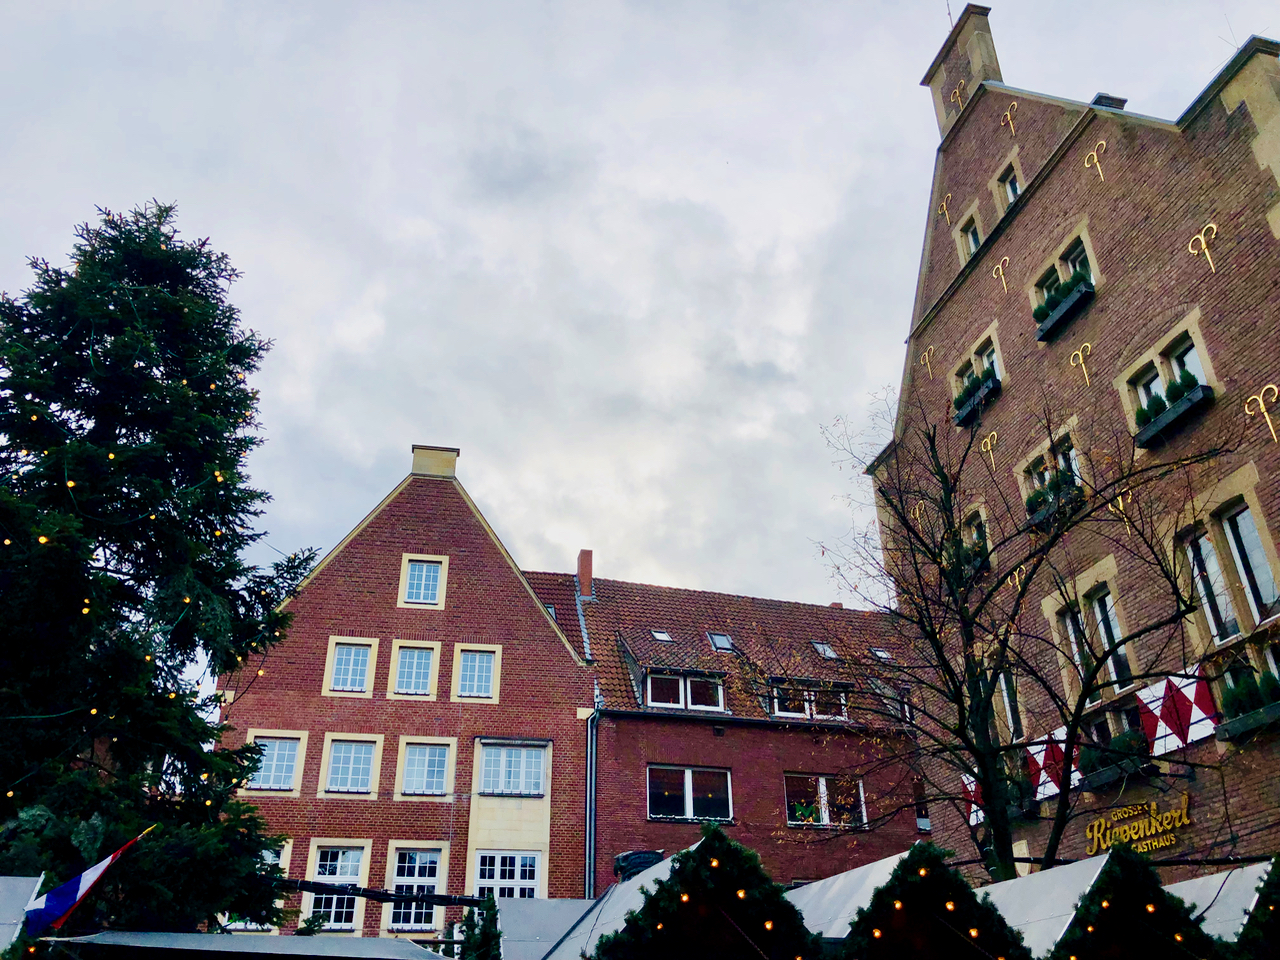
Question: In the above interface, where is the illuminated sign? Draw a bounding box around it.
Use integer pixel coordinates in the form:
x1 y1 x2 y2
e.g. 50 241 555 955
1083 796 1193 856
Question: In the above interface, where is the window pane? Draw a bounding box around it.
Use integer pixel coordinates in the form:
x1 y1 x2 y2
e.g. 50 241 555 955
1225 506 1279 622
785 775 821 824
1094 591 1132 686
523 748 543 794
405 560 441 604
251 738 298 790
482 746 502 793
396 647 434 694
774 686 809 716
648 676 682 705
1174 342 1207 383
691 769 731 820
687 678 722 709
1001 672 1023 741
331 644 370 692
812 688 845 719
313 848 362 928
403 744 447 795
648 767 686 818
391 850 439 929
327 741 374 793
1188 534 1239 642
827 779 864 826
459 651 494 697
708 633 733 651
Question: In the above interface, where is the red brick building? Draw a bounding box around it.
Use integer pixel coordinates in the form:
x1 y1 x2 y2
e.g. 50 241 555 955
219 446 920 942
870 5 1280 878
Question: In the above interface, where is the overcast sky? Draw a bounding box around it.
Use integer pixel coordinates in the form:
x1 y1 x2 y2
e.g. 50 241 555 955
2 1 1274 606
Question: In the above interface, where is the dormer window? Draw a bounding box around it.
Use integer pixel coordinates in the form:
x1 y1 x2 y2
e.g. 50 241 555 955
687 677 725 711
811 641 839 659
646 673 724 711
772 683 847 720
708 632 734 652
651 630 674 643
647 675 683 707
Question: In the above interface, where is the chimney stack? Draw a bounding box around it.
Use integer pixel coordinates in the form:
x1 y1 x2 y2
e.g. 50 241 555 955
578 549 593 599
411 445 460 478
921 4 1002 138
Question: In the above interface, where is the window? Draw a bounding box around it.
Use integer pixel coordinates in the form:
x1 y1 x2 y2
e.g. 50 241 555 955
1092 589 1133 689
1089 718 1112 748
250 738 299 791
1063 239 1091 280
476 852 538 899
647 765 732 820
1000 671 1024 741
405 560 442 605
327 741 376 793
1171 338 1207 384
784 775 866 827
1062 606 1100 704
687 677 725 711
651 629 674 643
458 650 495 698
913 780 931 833
1187 531 1240 643
647 674 684 707
962 219 981 258
1135 365 1164 407
979 341 1000 380
395 646 434 695
544 604 556 621
999 166 1020 205
1035 267 1061 304
225 846 287 930
964 512 987 548
708 632 734 652
480 745 545 796
811 640 839 659
402 744 449 796
773 684 810 718
772 684 847 720
390 850 440 930
1223 505 1280 625
955 359 975 395
871 647 893 662
311 848 363 929
331 643 371 693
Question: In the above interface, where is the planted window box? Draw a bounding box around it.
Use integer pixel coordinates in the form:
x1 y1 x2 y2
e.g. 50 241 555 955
952 371 1002 427
1134 376 1214 449
1215 700 1280 741
1077 729 1152 790
1025 476 1085 531
1214 670 1280 740
1033 272 1095 343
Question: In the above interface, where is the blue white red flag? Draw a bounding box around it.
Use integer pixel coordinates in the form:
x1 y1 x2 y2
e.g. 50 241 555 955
24 826 155 936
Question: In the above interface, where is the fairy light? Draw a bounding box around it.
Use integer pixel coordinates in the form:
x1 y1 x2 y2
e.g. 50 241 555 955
968 928 978 938
1145 904 1155 913
1086 926 1094 933
257 669 265 677
764 921 773 931
656 923 663 931
89 708 97 715
66 481 75 488
7 791 13 798
893 900 902 910
108 453 115 459
872 929 881 939
680 893 689 903
205 799 212 806
169 693 177 699
183 597 191 603
945 901 955 911
1174 934 1183 942
737 890 745 899
918 868 928 877
1101 900 1109 909
709 859 718 867
3 540 9 546
38 536 48 544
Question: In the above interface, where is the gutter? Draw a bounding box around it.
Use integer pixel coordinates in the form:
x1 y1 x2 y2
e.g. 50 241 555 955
584 697 601 898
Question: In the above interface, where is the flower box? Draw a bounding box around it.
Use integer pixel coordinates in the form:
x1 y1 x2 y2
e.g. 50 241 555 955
1214 700 1280 741
1035 281 1095 342
1079 757 1156 792
953 377 1002 427
1134 384 1215 449
1027 484 1085 532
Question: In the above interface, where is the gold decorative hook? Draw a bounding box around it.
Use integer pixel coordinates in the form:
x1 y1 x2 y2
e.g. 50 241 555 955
1245 384 1279 443
1106 488 1134 535
919 345 936 380
1000 101 1017 137
1084 140 1106 182
980 431 998 471
911 501 925 523
1069 342 1093 387
950 79 966 110
1011 564 1027 593
993 256 1010 294
1188 223 1218 274
938 193 952 226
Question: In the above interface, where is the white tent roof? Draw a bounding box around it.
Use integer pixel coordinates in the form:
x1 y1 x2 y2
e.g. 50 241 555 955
0 877 41 951
783 850 909 939
981 855 1109 958
1165 861 1272 942
541 847 688 960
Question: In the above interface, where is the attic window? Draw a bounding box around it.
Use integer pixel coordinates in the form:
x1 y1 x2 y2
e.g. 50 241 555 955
545 604 556 621
871 647 893 662
651 630 674 643
811 641 839 660
708 633 734 652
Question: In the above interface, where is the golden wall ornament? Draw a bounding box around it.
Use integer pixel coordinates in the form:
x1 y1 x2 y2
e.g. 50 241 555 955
1188 223 1219 274
919 345 936 380
1011 563 1027 593
1106 489 1134 535
938 193 952 225
951 79 966 111
1070 342 1093 387
911 501 926 523
981 431 998 470
1245 384 1279 443
993 256 1010 294
1084 140 1106 182
1000 101 1018 137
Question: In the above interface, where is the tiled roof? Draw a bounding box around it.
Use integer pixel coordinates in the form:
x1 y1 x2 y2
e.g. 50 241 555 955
522 571 904 722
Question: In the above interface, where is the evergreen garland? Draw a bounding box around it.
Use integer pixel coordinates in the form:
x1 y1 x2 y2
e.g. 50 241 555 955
1047 844 1225 960
842 842 1031 960
592 823 820 960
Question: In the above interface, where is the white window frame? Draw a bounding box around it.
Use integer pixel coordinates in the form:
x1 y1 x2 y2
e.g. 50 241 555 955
331 642 371 693
310 847 364 930
772 684 811 718
963 219 981 257
784 774 867 828
1222 504 1280 627
1091 589 1132 690
479 744 546 797
326 740 377 794
646 765 733 821
1062 607 1101 704
870 647 893 662
397 553 449 610
646 673 684 708
651 629 674 643
388 848 441 931
708 632 734 652
1186 532 1240 644
1001 167 1020 204
318 733 384 800
249 737 300 791
1000 671 1024 741
394 644 435 696
811 640 839 659
685 676 725 712
401 743 449 797
458 650 495 698
475 850 540 900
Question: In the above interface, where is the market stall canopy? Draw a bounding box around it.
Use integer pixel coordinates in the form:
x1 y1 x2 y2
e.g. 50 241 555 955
0 877 42 950
981 855 1108 957
783 850 908 939
1165 861 1273 942
52 930 442 959
498 898 595 960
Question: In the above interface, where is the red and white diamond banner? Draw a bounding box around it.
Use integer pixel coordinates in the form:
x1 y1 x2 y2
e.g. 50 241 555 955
960 773 984 826
1026 725 1081 801
1136 667 1218 757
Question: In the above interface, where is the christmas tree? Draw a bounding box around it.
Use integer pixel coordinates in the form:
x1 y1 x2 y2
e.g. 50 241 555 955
0 203 315 933
458 893 500 960
592 823 820 960
1233 856 1280 960
843 843 1031 960
1047 844 1225 960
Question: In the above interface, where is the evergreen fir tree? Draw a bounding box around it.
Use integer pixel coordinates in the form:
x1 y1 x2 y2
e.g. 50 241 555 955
1232 856 1280 960
1047 844 1225 960
843 843 1031 960
0 203 315 932
592 823 820 960
459 894 500 960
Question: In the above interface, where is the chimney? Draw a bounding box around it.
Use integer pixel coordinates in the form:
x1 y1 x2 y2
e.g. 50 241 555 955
1091 92 1128 110
577 549 593 598
411 445 459 478
829 602 844 609
921 4 1002 138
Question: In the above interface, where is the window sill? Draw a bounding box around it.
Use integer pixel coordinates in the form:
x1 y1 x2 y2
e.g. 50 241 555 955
647 816 735 825
785 821 865 831
1034 281 1095 342
478 792 545 799
1134 385 1215 448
